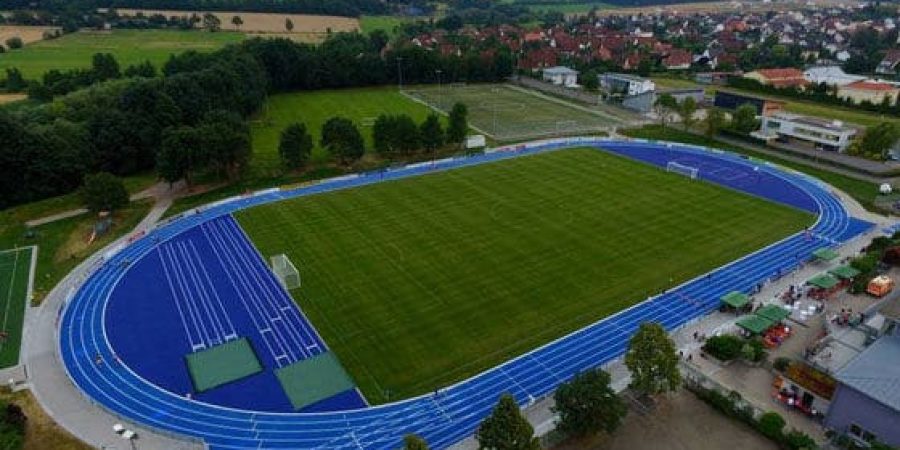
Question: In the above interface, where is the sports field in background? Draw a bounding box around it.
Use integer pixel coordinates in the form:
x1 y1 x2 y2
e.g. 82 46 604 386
250 87 443 173
0 30 245 79
403 83 633 141
236 148 813 403
0 247 34 368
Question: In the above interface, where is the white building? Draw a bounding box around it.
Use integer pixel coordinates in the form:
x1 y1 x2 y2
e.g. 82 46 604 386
599 72 656 96
803 66 867 87
542 66 579 88
752 112 858 152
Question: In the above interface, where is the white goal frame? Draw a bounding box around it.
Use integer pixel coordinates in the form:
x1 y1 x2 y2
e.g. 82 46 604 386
666 161 699 180
271 254 301 290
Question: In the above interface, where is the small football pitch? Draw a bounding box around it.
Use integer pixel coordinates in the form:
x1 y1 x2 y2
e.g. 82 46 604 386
0 247 34 368
235 148 813 404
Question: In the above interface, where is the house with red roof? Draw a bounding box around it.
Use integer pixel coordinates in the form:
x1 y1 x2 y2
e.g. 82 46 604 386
744 68 810 89
663 49 693 70
838 80 899 106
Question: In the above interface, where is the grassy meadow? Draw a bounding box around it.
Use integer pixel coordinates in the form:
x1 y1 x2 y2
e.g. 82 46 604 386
0 30 244 79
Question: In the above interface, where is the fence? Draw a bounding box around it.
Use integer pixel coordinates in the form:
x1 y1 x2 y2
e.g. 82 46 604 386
510 75 602 106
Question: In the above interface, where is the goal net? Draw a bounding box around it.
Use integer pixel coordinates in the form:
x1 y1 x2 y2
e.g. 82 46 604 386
271 254 301 290
666 161 699 180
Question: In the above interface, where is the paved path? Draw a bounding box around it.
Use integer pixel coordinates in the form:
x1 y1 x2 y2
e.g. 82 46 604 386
24 180 187 228
23 183 201 450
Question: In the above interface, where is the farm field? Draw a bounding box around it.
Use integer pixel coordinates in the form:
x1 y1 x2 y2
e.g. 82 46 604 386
250 87 441 174
0 29 244 79
0 246 33 368
522 2 616 13
236 147 813 403
116 9 358 43
359 15 411 36
0 25 60 46
405 83 633 141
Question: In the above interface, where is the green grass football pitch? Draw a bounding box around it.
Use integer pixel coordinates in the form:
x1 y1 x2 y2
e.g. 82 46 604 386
0 247 33 368
403 83 635 141
0 30 244 79
235 148 813 404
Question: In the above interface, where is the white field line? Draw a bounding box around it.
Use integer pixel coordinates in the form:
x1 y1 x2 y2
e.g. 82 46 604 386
503 83 627 124
400 90 495 139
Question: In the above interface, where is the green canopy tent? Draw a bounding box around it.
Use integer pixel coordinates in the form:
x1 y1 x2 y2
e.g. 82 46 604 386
721 291 749 309
812 248 840 262
756 304 791 323
736 315 775 335
807 273 840 290
829 265 861 280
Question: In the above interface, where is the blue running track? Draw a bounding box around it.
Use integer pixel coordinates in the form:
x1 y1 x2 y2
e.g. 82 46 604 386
59 138 873 449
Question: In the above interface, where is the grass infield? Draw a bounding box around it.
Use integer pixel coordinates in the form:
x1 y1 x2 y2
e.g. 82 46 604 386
236 148 813 403
0 247 32 368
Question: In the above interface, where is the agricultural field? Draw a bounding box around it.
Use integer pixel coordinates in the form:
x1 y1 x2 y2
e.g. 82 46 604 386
405 83 634 141
0 29 244 79
0 25 60 46
521 2 616 14
117 9 358 42
236 148 812 403
250 87 442 174
0 246 33 368
359 15 411 36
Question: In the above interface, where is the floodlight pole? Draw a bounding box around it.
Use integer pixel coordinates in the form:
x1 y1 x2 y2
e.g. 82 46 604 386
436 69 442 110
397 57 403 91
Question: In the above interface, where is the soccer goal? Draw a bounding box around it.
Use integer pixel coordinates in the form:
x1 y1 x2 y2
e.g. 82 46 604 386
271 254 301 290
666 161 700 180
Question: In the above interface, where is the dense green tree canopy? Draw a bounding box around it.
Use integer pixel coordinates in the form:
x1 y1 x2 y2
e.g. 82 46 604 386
552 368 626 438
475 393 540 450
82 172 129 212
624 322 681 397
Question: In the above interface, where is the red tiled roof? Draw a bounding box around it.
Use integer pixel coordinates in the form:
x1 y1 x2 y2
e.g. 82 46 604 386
843 80 899 92
755 68 805 80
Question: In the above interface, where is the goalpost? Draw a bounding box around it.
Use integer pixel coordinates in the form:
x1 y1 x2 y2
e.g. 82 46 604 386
666 161 700 180
271 254 301 290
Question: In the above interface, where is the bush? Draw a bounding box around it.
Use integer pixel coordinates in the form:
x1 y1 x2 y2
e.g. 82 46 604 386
783 429 817 450
741 339 767 362
757 412 785 440
4 37 22 49
773 357 791 372
703 334 744 361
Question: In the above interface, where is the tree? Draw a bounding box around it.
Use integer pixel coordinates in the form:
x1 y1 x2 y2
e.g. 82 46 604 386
403 434 430 450
279 123 313 169
552 368 627 438
860 122 900 159
202 13 221 32
475 394 540 450
321 117 364 164
91 53 121 82
124 61 156 78
703 107 727 138
580 69 599 91
420 114 445 152
197 109 251 180
231 15 243 29
624 322 681 397
157 126 203 185
4 68 26 92
5 37 22 50
679 97 698 131
82 172 129 213
285 18 294 32
447 102 468 144
655 93 678 127
731 103 760 134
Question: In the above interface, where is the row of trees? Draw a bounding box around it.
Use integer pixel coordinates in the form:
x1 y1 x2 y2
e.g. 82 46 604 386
278 104 470 171
401 322 681 449
0 32 513 209
727 76 900 117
